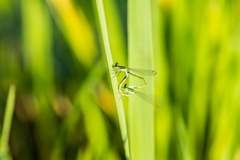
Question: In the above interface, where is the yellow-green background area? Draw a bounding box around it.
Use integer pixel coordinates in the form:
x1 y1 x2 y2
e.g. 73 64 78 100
0 0 240 159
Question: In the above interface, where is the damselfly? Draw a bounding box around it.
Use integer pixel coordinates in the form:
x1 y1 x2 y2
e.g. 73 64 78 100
121 84 163 108
111 62 157 89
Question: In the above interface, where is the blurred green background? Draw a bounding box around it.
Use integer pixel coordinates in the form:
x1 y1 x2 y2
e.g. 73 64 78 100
1 0 240 159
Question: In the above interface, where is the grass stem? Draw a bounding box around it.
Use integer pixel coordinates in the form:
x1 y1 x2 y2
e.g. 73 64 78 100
95 0 130 159
0 85 16 154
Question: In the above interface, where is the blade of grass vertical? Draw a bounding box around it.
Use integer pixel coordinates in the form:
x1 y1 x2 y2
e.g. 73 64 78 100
21 0 56 158
0 85 16 154
103 0 127 65
95 0 130 159
151 1 171 160
128 0 155 159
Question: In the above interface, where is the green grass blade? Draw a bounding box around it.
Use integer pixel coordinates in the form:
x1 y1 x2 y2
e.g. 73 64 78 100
151 1 171 160
95 0 130 159
103 0 127 65
21 0 57 158
0 152 12 160
128 0 155 159
0 85 16 154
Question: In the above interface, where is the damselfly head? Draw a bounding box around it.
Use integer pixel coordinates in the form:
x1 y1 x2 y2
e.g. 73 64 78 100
115 63 119 67
123 84 128 88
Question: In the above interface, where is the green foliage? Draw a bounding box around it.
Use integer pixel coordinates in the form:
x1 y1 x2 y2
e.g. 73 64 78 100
0 151 12 160
128 0 155 159
0 85 16 159
95 0 130 159
0 0 240 160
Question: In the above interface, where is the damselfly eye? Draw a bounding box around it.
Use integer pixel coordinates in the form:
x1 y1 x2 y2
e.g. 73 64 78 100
124 84 127 88
115 63 118 67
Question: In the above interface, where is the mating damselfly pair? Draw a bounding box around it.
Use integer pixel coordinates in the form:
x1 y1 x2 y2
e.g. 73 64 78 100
111 63 163 108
